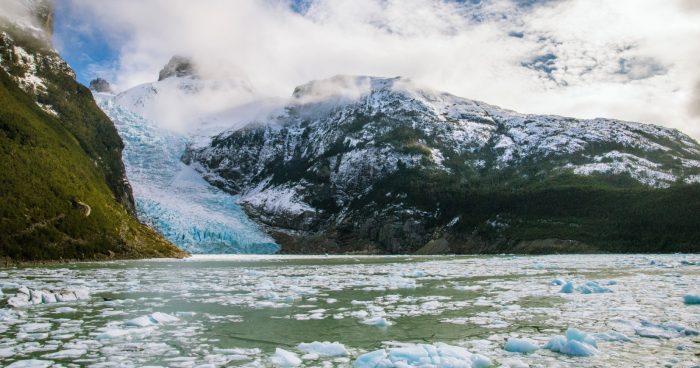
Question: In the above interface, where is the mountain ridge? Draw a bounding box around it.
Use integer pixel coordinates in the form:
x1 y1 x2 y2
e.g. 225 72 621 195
190 75 700 254
0 1 186 261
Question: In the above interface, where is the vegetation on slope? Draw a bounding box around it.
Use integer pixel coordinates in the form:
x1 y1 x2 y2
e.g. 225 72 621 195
0 12 186 261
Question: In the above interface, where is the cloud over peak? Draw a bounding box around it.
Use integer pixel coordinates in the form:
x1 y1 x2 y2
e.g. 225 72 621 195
55 0 700 139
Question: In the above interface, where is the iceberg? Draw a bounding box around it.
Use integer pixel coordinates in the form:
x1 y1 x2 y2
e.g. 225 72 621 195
297 341 349 357
635 320 698 339
559 281 574 293
503 338 539 353
126 312 180 327
270 348 302 367
576 281 612 294
6 287 89 308
353 343 491 368
544 328 599 357
361 317 392 327
558 280 611 294
683 294 700 305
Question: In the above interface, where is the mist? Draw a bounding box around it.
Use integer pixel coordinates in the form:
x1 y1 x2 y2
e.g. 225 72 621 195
51 0 700 140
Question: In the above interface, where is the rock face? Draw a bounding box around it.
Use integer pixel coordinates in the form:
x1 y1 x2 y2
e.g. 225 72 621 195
158 55 196 81
0 0 187 261
191 75 700 254
89 77 112 93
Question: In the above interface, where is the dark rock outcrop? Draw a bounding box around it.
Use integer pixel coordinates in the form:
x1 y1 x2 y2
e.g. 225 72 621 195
158 55 197 81
89 78 112 93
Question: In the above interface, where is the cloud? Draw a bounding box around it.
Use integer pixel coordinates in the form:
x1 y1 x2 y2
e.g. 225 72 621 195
56 0 700 140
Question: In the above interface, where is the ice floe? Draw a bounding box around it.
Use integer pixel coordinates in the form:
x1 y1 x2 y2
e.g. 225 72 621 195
557 280 611 294
271 348 302 367
544 328 599 357
6 286 90 308
682 294 700 304
354 343 491 368
503 338 539 354
634 320 698 339
297 341 349 357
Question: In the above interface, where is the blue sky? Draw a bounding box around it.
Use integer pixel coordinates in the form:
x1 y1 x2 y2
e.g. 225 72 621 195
54 0 552 85
55 0 319 85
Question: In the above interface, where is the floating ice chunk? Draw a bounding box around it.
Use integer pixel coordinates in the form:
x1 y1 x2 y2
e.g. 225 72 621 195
420 301 441 310
301 353 319 360
6 360 53 368
545 328 599 357
270 348 302 367
454 285 482 291
150 312 180 324
550 278 564 286
42 349 86 359
297 341 349 357
126 316 156 327
20 323 52 333
6 287 89 307
593 331 631 342
683 294 700 305
576 281 611 294
353 343 491 368
7 294 31 307
411 270 427 277
53 307 76 313
175 311 197 317
504 338 539 353
126 312 179 327
354 349 386 368
361 317 392 327
559 281 574 293
0 347 15 358
501 358 529 368
351 310 369 319
634 320 697 339
566 328 598 348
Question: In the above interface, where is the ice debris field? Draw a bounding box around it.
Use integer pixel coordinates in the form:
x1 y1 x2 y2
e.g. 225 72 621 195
0 254 699 367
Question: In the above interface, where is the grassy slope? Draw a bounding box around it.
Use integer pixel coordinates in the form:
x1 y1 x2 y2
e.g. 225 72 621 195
0 65 186 261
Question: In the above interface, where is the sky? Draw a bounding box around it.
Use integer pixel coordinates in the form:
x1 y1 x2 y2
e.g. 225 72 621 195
52 0 700 139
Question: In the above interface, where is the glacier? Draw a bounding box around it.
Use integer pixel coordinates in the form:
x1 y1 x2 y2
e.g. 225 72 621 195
94 85 278 254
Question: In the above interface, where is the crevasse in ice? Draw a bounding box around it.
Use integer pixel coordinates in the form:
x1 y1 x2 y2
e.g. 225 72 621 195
94 89 278 254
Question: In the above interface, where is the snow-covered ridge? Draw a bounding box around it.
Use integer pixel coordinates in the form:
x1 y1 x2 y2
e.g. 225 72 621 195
192 75 700 233
0 31 73 116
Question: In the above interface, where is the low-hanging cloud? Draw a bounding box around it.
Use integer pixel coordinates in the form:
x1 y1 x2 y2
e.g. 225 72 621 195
59 0 700 139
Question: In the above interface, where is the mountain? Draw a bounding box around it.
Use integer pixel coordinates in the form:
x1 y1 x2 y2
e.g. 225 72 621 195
0 0 186 261
190 75 700 254
93 62 279 254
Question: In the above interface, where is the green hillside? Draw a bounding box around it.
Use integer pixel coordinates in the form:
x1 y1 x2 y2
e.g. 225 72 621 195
0 17 186 262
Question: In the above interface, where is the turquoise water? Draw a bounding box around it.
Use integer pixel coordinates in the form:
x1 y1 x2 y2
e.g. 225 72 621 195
0 254 698 367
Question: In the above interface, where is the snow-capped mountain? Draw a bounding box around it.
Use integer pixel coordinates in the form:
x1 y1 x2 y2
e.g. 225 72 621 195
191 75 700 254
93 59 279 254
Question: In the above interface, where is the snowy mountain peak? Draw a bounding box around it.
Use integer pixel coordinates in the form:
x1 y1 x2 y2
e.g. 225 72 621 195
191 75 700 253
158 55 198 81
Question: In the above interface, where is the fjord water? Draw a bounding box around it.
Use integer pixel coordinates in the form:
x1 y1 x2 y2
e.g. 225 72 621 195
0 255 698 367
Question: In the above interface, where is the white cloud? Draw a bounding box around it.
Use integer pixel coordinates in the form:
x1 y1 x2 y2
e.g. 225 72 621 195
60 0 700 139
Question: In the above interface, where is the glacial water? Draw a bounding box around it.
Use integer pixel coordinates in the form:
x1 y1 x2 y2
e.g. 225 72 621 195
0 254 698 367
